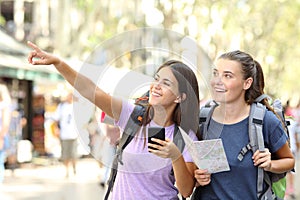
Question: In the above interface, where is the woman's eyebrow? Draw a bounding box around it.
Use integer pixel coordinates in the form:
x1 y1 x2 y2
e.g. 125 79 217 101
213 68 234 75
223 70 234 75
155 73 174 83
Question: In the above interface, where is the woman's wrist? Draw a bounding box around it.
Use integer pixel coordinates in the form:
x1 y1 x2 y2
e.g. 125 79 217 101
171 154 183 163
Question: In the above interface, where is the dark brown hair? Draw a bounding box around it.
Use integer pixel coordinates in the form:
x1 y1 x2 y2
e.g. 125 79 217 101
218 50 274 112
138 60 200 135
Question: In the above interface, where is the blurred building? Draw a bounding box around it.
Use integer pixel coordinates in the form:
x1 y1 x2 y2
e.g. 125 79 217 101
0 0 213 155
0 27 63 155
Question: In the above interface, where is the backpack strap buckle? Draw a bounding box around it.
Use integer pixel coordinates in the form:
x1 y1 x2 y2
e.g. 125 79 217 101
237 143 252 161
115 148 124 165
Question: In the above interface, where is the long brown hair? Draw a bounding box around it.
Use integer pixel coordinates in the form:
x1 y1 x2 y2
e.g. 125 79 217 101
218 50 275 113
137 60 200 135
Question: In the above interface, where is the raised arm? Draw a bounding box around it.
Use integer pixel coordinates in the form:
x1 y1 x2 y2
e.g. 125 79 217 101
27 41 122 120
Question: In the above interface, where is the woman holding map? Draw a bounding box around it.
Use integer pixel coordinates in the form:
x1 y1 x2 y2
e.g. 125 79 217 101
192 50 294 199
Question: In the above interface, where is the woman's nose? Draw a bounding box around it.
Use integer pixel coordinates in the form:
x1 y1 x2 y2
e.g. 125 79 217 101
153 80 162 89
212 75 223 85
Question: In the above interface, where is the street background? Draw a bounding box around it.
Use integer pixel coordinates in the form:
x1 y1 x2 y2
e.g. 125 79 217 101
0 157 105 200
0 155 299 200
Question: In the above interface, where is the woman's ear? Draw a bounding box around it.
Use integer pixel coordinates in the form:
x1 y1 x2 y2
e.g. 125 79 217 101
243 77 253 90
174 93 186 103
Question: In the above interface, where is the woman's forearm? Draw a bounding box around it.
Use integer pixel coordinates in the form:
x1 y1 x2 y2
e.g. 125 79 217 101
268 158 295 174
172 156 196 198
54 60 97 103
54 61 119 119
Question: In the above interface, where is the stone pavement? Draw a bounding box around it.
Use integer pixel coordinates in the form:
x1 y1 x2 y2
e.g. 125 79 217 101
0 156 299 200
0 158 105 200
286 154 300 200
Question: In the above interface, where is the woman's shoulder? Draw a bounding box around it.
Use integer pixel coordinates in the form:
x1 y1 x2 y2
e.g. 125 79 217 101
121 99 135 113
116 99 137 129
263 109 286 137
188 129 199 141
264 109 281 123
263 109 288 152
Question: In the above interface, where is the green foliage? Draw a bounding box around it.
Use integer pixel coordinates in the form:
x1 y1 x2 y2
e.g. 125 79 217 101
0 15 5 26
37 0 300 101
194 0 300 101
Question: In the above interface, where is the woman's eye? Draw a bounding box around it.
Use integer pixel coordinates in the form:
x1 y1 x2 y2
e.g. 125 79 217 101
163 81 171 86
212 71 218 77
224 74 232 78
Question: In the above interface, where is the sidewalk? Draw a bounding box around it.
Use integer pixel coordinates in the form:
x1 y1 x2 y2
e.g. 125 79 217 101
0 158 105 200
0 156 299 200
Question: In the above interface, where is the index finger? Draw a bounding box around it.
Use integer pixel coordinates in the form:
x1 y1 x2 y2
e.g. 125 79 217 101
27 41 40 52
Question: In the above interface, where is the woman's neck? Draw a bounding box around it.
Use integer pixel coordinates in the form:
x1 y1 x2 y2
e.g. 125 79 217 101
151 105 174 127
214 102 250 124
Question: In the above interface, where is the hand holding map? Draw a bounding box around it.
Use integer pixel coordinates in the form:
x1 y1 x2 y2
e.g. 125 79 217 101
179 127 230 173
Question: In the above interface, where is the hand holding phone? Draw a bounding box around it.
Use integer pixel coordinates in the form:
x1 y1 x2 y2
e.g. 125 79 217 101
148 127 165 150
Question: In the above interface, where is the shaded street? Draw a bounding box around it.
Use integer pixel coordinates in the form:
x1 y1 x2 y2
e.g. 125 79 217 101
0 156 299 200
0 158 105 200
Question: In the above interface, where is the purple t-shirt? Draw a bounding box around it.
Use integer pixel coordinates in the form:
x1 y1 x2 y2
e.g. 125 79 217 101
110 100 198 200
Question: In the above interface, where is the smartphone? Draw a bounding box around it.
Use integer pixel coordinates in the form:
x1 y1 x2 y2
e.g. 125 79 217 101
148 127 165 150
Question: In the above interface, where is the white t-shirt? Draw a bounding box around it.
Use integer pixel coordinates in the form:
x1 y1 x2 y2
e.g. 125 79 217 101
0 101 10 132
287 118 297 153
53 102 78 140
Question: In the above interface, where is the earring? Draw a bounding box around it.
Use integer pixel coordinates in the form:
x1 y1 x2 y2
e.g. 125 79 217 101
174 96 181 103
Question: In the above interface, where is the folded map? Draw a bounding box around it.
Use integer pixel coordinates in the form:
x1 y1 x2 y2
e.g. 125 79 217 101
179 127 230 173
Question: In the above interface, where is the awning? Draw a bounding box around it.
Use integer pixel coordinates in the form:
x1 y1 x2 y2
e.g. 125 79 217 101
0 27 63 82
0 53 63 82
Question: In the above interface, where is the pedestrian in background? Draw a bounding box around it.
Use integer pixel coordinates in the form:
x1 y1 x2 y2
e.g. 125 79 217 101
284 114 298 199
98 111 120 188
53 92 78 178
6 103 27 175
27 41 200 199
0 83 12 183
293 101 300 143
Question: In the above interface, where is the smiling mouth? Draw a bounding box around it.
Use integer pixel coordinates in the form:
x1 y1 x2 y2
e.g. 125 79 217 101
214 88 226 93
151 91 161 97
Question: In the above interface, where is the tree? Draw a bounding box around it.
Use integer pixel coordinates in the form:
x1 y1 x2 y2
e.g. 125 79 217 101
26 0 300 102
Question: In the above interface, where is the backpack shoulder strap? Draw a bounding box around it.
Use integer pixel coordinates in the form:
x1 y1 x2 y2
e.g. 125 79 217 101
173 125 185 153
104 104 145 200
254 94 271 103
199 100 219 139
236 102 267 199
119 104 146 152
249 102 269 199
251 97 289 199
172 125 187 200
169 125 186 178
237 101 267 161
249 102 266 153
